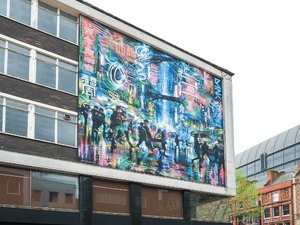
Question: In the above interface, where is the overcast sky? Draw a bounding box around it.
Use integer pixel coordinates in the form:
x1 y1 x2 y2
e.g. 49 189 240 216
85 0 300 155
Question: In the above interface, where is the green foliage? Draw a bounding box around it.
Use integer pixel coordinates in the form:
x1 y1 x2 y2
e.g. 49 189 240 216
231 170 262 220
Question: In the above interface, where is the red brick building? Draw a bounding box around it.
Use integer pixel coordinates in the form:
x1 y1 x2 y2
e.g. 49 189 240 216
259 170 294 225
259 162 300 225
232 162 300 225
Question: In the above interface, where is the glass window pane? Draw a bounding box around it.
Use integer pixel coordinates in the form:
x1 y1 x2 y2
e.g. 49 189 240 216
38 5 57 36
266 154 273 168
57 120 76 146
283 205 289 215
59 67 76 94
93 180 130 214
60 13 77 43
0 166 30 206
8 43 30 55
247 163 254 175
142 186 183 218
273 151 283 166
284 147 295 162
10 0 31 26
0 0 7 16
296 144 300 158
35 115 55 142
7 51 30 80
0 98 2 132
5 100 28 136
36 60 56 88
254 160 261 173
0 48 4 73
273 206 279 217
31 172 78 209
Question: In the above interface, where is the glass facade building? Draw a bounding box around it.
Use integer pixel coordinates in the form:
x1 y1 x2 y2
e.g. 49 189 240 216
235 124 300 181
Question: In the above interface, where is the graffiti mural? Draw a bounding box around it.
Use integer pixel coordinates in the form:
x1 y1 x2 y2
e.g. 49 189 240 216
78 16 225 186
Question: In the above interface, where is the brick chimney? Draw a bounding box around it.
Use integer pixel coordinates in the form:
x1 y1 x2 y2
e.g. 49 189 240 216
267 170 279 182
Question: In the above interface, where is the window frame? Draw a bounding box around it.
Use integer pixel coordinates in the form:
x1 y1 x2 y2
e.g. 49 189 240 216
282 205 290 216
272 192 279 202
0 36 78 95
0 93 77 147
273 206 280 217
264 208 270 219
1 0 78 44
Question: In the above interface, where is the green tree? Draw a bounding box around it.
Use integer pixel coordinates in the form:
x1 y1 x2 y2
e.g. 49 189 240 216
230 170 262 224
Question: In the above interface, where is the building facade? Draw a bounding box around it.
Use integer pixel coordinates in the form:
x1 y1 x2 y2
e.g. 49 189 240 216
260 170 294 225
0 1 235 225
235 124 300 182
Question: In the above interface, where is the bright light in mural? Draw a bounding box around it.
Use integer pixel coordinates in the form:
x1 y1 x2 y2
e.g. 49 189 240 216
78 16 225 186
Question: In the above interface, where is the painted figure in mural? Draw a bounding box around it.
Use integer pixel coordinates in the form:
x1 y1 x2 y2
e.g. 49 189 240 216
203 153 211 184
136 120 153 153
109 105 127 151
91 106 106 144
174 134 181 163
192 133 202 166
154 129 168 159
79 103 91 150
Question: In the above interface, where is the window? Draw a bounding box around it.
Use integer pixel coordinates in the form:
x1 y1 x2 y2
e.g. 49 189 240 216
5 99 28 136
141 186 183 218
93 180 130 214
58 61 77 94
1 95 77 146
1 38 78 94
10 0 31 26
57 112 76 146
296 144 300 158
49 191 58 202
273 151 284 166
59 11 78 43
36 53 77 94
0 97 2 131
283 205 289 216
247 163 254 175
266 154 274 168
0 40 5 73
272 192 279 202
1 0 31 26
273 206 279 217
38 2 57 36
38 2 77 43
283 147 295 162
65 193 73 204
34 106 77 146
261 153 267 170
2 1 78 43
7 43 30 80
35 106 55 142
0 0 6 16
36 53 57 88
0 167 30 206
264 208 270 218
31 172 78 209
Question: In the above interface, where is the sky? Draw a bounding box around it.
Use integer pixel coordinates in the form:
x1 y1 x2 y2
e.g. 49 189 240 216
85 0 300 155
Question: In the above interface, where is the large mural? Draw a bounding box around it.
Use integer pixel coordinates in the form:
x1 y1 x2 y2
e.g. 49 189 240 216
78 16 225 186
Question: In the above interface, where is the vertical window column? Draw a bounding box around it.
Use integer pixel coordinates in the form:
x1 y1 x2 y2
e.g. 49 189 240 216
130 183 141 225
79 176 93 225
183 190 191 225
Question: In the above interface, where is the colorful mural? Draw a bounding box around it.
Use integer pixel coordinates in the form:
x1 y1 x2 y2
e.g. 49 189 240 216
78 16 225 186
